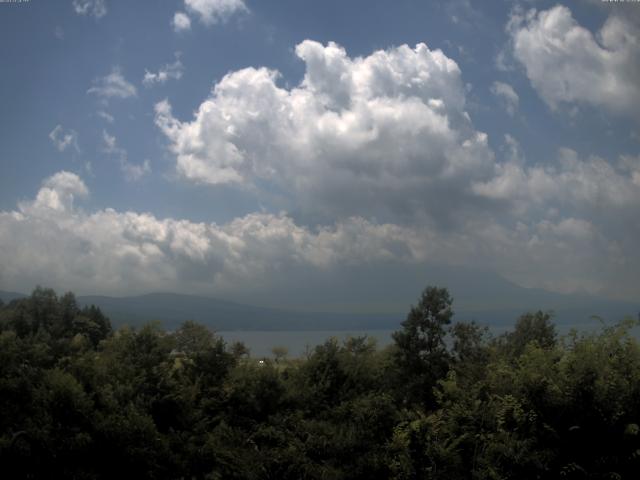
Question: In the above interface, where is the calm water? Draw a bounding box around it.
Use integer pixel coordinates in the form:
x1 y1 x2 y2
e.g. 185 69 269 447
218 330 396 358
219 322 620 358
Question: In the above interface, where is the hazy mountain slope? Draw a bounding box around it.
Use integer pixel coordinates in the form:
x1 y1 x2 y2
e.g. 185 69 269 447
0 290 26 303
77 293 397 331
3 265 637 332
75 291 638 332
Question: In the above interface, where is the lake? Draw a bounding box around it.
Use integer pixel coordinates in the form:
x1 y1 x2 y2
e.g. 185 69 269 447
219 321 622 358
218 329 396 357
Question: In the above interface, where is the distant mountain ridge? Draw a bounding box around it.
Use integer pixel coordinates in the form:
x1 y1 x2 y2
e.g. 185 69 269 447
76 292 398 331
0 290 26 303
1 284 637 331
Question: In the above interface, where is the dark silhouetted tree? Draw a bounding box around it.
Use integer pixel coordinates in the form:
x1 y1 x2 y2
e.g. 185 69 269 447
392 286 453 407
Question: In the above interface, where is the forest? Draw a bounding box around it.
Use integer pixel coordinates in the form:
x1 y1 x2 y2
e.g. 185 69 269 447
1 286 640 479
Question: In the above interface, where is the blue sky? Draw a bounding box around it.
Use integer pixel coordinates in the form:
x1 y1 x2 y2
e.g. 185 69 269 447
1 0 639 310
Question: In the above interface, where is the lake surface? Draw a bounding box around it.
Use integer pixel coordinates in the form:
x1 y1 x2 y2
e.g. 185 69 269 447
219 321 623 358
218 330 396 357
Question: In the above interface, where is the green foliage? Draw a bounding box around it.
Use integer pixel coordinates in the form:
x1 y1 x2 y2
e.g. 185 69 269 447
392 286 454 407
496 310 557 359
1 286 640 479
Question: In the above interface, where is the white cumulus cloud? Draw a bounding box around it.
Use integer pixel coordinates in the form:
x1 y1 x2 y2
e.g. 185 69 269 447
19 171 89 214
0 172 426 296
508 4 640 117
173 12 191 32
155 40 495 224
4 36 640 302
149 39 640 299
185 0 248 25
472 147 640 218
172 0 247 31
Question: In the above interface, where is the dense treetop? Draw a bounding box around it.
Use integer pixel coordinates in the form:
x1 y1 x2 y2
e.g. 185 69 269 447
1 286 639 479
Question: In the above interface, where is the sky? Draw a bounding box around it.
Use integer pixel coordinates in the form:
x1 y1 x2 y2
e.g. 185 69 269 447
0 0 639 311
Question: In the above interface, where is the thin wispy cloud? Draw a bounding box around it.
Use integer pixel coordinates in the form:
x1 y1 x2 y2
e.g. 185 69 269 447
49 125 79 153
491 81 519 116
102 129 119 154
72 0 107 19
88 68 137 101
143 53 184 87
102 130 151 181
121 159 151 181
96 110 114 123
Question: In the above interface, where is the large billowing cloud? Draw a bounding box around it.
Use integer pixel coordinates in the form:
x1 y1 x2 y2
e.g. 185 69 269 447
155 40 495 224
2 38 639 302
151 39 640 299
508 5 640 117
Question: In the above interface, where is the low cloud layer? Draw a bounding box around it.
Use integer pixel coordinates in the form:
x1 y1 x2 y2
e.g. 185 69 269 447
0 164 638 300
0 172 428 296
